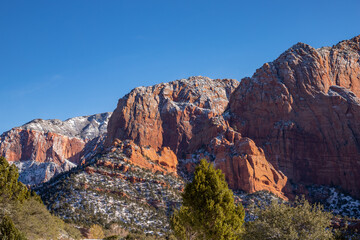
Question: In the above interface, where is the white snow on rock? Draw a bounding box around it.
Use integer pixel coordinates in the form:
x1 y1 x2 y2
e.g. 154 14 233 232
10 160 76 186
20 112 112 140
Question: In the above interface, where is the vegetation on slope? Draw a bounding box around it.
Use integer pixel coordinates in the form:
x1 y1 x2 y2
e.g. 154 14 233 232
0 156 81 239
243 197 334 240
36 149 183 238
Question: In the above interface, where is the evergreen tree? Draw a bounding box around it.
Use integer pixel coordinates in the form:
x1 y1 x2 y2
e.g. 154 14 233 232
171 159 245 240
0 215 27 240
0 157 32 202
0 157 81 239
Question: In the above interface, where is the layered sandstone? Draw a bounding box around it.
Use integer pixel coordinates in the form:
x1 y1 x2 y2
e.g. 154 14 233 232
230 35 360 197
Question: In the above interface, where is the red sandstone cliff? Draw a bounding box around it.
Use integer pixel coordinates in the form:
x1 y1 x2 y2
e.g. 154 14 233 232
105 76 239 153
0 128 85 165
230 35 360 197
105 36 360 199
105 76 289 198
3 36 360 199
110 139 178 174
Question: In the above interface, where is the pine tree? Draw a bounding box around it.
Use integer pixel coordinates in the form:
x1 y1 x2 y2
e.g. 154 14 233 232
0 215 27 240
171 159 245 240
0 157 32 202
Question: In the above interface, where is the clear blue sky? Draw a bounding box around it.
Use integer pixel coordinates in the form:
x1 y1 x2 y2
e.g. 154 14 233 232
0 0 359 133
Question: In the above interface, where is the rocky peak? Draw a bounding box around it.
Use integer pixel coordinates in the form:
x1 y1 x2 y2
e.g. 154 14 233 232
20 112 111 140
333 34 360 51
105 76 239 153
287 42 317 56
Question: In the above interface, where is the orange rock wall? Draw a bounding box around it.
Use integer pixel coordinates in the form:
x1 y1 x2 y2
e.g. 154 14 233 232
111 139 178 174
105 77 289 198
212 136 288 199
229 35 360 197
105 36 360 199
0 129 85 165
105 77 239 154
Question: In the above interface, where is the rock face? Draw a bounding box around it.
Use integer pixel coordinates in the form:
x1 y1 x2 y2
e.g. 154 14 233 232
105 36 360 199
0 112 111 185
4 36 360 199
210 132 288 200
230 35 360 198
106 76 289 198
110 139 178 174
1 129 86 165
106 76 239 154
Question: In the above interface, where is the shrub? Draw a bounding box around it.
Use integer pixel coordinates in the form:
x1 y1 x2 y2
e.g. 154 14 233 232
88 224 105 239
243 197 334 240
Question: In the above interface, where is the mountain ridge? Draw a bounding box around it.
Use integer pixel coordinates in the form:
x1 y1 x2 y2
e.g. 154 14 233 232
0 112 112 185
0 34 356 237
1 35 360 198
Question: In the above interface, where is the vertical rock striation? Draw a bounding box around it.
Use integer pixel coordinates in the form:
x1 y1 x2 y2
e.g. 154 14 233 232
230 35 360 197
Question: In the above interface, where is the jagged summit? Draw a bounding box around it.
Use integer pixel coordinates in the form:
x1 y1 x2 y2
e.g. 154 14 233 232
20 112 112 140
288 42 313 51
184 75 212 81
287 34 360 54
334 34 360 51
105 76 239 150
